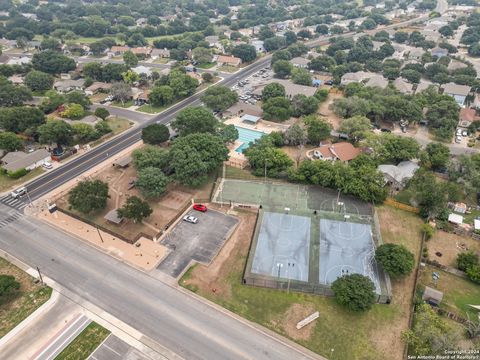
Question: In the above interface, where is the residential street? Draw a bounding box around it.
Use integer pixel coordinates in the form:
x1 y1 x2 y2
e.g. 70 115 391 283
0 205 321 360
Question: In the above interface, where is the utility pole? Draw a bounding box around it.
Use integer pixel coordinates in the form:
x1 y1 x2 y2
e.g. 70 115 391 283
96 226 104 243
36 266 44 285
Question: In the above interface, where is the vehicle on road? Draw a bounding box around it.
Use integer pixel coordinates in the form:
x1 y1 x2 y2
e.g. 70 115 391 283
11 187 27 199
193 204 207 212
183 215 198 224
42 161 53 169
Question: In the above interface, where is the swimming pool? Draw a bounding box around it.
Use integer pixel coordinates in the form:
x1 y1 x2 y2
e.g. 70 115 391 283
234 126 265 153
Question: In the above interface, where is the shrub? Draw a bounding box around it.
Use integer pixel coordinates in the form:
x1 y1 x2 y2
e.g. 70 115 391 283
331 273 376 312
7 168 28 179
457 251 479 272
375 243 415 278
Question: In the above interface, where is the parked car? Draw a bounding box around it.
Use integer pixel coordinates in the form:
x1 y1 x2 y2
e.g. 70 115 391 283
42 161 53 169
324 80 334 85
193 204 207 212
462 130 468 137
455 136 462 143
11 187 27 199
183 215 198 224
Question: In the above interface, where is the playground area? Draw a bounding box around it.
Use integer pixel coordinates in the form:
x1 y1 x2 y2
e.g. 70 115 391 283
216 179 390 301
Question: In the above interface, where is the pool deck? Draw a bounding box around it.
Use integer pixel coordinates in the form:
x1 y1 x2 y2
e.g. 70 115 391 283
224 116 289 134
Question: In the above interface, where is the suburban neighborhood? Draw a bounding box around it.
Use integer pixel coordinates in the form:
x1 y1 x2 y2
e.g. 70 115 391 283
0 0 480 359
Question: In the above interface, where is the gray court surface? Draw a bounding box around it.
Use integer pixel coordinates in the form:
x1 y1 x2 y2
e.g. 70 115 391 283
319 219 381 293
158 209 238 278
88 335 150 360
251 212 310 282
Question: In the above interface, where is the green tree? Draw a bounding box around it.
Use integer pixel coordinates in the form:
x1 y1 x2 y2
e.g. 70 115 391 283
136 167 169 198
0 106 45 134
168 69 198 98
94 107 110 120
60 103 85 120
218 124 238 143
338 115 371 141
262 97 292 122
122 70 140 84
141 124 170 145
245 144 293 177
32 50 76 74
284 123 306 146
66 91 91 110
457 251 479 272
273 60 293 79
149 85 174 106
466 264 480 284
331 274 376 312
0 78 32 107
231 44 257 63
421 142 450 170
0 275 20 297
201 72 214 83
291 95 319 117
439 25 453 37
201 85 238 111
24 70 54 91
262 83 286 102
40 90 66 114
402 304 459 356
304 115 331 144
192 47 213 64
110 82 132 105
117 196 153 223
170 133 228 186
308 56 336 72
123 50 138 68
364 134 420 164
172 106 219 136
68 179 109 214
37 120 73 147
291 68 312 86
132 146 170 170
375 244 415 278
72 123 98 143
0 132 22 151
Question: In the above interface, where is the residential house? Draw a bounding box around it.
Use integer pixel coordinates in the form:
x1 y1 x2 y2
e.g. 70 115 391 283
252 79 317 99
217 55 242 67
371 41 384 51
7 56 31 65
84 82 112 96
54 79 85 93
448 60 468 72
407 47 424 61
290 57 309 68
311 142 361 162
431 47 448 58
133 90 150 105
151 48 170 59
8 74 24 85
251 40 265 53
1 149 51 173
378 161 419 190
224 102 263 118
109 46 130 57
458 108 477 128
421 29 441 42
132 65 152 77
443 82 471 107
0 38 16 49
340 71 373 85
205 35 220 47
131 47 152 57
136 18 147 26
365 75 388 89
393 78 414 94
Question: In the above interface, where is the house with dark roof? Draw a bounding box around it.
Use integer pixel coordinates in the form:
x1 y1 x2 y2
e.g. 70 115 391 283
1 149 51 173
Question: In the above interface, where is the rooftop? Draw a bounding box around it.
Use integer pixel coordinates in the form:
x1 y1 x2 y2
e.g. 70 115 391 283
443 82 471 97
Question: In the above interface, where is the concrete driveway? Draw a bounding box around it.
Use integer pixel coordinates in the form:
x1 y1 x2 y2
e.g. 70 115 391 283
157 209 238 278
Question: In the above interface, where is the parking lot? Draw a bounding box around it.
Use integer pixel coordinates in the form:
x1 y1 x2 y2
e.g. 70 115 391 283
88 335 150 360
232 66 273 104
157 209 238 278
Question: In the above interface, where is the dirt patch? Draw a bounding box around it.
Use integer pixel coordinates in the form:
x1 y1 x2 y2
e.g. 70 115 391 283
281 145 315 167
426 231 480 268
183 207 256 298
281 303 316 341
318 91 344 130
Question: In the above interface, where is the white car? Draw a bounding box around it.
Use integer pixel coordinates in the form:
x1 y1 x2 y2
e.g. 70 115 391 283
42 161 53 169
183 215 198 224
455 136 462 143
11 187 27 199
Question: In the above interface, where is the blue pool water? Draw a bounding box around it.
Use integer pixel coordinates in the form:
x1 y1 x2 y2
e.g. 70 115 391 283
234 126 265 153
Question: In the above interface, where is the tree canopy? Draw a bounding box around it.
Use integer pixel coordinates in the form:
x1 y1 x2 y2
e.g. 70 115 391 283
201 85 238 112
375 244 415 278
32 50 76 74
68 179 109 214
172 106 219 136
141 124 170 145
331 274 376 312
118 196 153 223
136 167 169 198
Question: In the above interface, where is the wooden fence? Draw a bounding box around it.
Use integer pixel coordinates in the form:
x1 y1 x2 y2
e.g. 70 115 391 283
384 198 420 214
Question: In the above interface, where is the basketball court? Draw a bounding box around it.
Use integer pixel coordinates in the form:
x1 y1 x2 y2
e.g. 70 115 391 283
319 219 381 294
251 212 310 282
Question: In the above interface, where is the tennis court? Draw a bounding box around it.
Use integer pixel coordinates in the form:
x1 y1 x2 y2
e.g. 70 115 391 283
319 219 381 294
251 212 311 282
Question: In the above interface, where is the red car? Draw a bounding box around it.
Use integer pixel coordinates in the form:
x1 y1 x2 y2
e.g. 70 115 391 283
193 204 207 212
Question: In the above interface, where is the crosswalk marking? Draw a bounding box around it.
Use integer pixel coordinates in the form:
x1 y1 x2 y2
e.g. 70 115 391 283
0 195 28 211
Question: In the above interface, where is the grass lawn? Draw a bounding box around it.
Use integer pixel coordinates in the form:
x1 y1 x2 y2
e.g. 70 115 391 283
106 117 133 135
111 100 133 108
197 62 216 69
418 265 480 317
89 93 108 104
55 322 110 360
0 257 52 338
180 205 424 360
217 65 239 73
137 104 167 114
153 58 170 64
225 166 265 181
0 167 45 193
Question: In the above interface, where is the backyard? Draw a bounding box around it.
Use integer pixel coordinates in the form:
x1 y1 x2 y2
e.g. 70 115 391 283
0 257 52 338
180 206 424 360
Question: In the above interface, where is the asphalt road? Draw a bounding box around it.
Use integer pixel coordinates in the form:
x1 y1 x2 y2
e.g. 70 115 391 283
0 205 320 360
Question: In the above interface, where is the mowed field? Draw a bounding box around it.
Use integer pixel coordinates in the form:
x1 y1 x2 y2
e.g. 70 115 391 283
181 206 424 360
